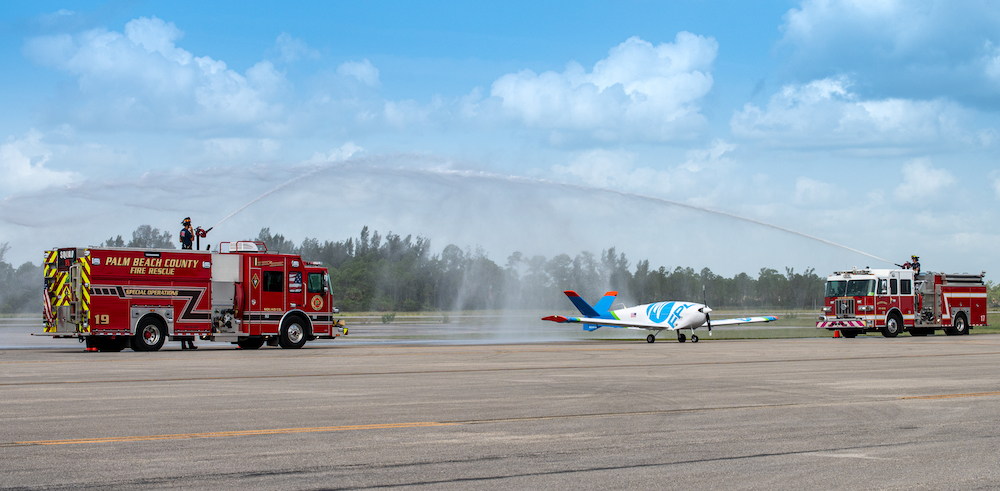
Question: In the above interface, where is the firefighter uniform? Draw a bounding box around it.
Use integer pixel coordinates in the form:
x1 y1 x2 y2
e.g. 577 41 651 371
180 218 194 250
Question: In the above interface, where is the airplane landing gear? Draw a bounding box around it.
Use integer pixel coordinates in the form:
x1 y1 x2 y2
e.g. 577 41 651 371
646 334 655 343
691 335 699 343
677 333 686 343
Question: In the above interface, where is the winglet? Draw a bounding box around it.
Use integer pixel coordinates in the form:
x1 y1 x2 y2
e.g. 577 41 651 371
541 315 569 323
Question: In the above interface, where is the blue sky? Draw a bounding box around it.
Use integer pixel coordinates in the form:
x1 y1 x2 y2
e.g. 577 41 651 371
1 1 998 282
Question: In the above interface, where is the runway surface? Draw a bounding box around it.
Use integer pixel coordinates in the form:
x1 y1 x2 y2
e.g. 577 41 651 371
3 333 1000 489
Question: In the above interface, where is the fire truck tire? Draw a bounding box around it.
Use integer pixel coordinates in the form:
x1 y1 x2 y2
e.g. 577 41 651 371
279 316 308 349
131 318 166 351
881 314 902 338
237 337 265 349
946 314 968 336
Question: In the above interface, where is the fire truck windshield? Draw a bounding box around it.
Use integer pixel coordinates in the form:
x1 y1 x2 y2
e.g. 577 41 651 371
845 279 875 296
825 281 847 297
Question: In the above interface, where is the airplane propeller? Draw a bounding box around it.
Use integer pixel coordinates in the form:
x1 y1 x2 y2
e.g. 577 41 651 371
703 285 713 336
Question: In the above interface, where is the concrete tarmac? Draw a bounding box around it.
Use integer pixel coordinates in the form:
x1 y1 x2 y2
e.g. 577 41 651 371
3 335 1000 490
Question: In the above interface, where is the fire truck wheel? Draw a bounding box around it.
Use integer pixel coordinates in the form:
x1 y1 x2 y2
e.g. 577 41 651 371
881 314 902 338
946 314 968 336
131 318 166 351
237 337 265 349
279 316 308 349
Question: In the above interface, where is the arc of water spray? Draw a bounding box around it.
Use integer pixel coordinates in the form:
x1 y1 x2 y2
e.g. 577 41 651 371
208 156 894 266
413 167 896 267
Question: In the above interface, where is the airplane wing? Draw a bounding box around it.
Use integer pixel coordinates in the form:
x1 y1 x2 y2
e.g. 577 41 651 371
701 316 777 327
541 315 669 330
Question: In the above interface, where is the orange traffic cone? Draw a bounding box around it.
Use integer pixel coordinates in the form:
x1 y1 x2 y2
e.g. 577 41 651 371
833 330 842 338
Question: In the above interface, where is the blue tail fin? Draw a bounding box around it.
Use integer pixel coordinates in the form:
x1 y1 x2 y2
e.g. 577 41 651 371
593 292 618 318
563 291 618 332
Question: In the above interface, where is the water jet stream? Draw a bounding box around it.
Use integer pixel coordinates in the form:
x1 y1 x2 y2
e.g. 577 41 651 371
208 157 894 266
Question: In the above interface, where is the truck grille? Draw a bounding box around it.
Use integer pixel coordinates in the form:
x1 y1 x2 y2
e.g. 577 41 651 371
835 298 855 318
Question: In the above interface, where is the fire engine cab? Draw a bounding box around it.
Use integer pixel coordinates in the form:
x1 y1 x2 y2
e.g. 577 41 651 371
41 241 346 351
816 267 987 338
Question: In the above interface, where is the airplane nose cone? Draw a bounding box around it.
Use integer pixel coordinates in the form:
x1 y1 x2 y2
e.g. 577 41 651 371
701 306 713 314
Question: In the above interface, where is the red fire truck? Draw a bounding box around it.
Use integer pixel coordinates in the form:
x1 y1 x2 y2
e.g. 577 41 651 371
40 241 346 351
816 267 987 338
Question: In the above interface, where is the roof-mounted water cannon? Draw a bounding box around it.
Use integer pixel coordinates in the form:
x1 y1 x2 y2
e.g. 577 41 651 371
195 226 213 251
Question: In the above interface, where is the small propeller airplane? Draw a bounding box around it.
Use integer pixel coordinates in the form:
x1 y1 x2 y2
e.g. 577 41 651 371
542 290 777 343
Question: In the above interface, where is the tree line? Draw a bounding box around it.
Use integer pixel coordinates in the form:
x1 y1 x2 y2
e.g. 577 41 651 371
4 225 999 314
263 227 829 312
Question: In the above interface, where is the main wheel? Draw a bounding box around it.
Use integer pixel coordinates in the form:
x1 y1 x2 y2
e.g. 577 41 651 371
278 316 308 349
131 318 166 351
677 333 686 343
946 314 968 336
237 337 265 349
881 314 902 338
691 335 699 343
646 334 655 343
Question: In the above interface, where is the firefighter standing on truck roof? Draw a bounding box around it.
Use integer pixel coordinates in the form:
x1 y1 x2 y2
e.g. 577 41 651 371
180 218 194 250
179 217 198 349
898 255 921 275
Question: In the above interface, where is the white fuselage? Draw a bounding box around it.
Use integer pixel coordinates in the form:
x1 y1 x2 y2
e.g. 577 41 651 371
610 301 710 331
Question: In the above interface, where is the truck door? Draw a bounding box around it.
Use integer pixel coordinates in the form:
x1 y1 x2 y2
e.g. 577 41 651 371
888 274 901 323
305 270 328 335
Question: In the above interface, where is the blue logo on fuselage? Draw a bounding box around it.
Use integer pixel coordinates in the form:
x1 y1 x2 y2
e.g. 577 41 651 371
647 302 691 328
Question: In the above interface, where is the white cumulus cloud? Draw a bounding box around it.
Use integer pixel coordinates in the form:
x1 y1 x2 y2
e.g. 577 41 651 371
778 0 1000 102
550 139 736 200
22 16 287 130
0 130 78 197
337 59 380 87
731 77 974 148
271 32 320 63
484 33 717 141
894 158 955 200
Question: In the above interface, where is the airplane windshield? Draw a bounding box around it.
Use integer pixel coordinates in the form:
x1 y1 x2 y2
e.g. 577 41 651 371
825 281 847 297
846 279 875 296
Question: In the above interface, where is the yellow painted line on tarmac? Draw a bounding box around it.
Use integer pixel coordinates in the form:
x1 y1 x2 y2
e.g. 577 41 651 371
7 404 796 447
900 391 1000 400
10 422 456 446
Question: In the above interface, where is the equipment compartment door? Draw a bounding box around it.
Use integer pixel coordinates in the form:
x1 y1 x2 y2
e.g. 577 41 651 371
249 266 262 335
